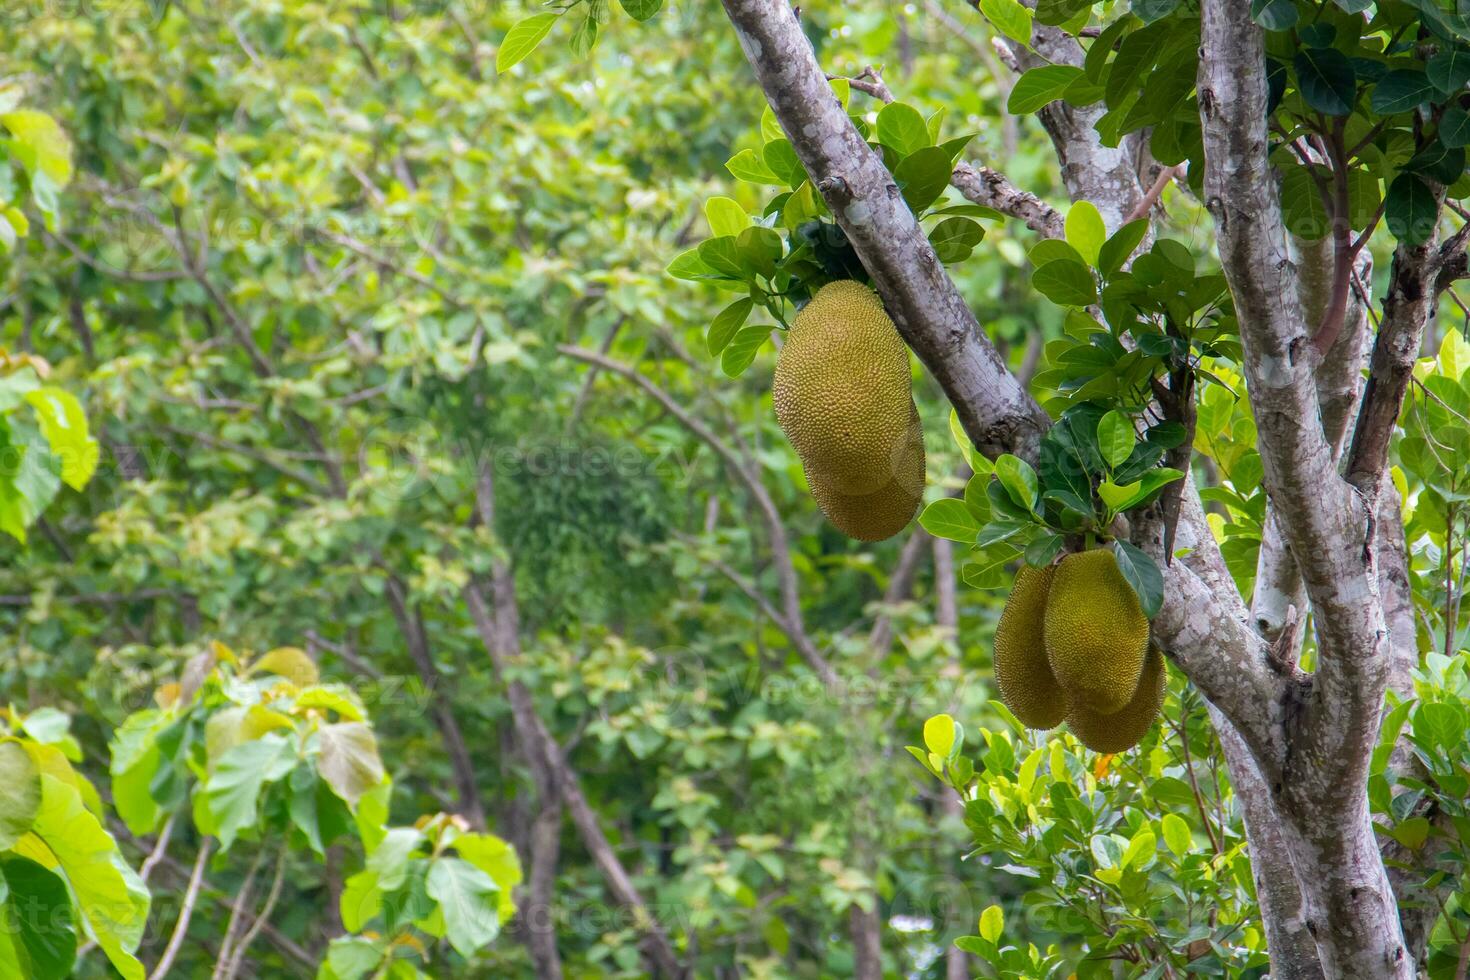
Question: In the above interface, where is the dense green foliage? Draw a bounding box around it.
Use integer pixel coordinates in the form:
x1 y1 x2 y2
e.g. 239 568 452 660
0 0 1468 977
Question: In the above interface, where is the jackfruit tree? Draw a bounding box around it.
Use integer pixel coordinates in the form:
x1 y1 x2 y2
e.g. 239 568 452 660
629 0 1470 974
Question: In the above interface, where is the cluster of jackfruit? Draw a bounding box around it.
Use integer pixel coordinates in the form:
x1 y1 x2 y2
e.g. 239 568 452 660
774 281 925 542
993 549 1162 753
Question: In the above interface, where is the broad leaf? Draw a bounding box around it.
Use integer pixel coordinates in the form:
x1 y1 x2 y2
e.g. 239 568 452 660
495 13 559 73
426 857 503 958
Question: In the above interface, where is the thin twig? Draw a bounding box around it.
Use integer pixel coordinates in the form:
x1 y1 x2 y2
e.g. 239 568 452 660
219 847 288 980
211 847 265 980
1125 165 1184 223
148 837 214 980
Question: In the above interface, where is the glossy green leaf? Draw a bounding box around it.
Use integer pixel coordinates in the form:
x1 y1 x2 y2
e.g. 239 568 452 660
495 13 559 73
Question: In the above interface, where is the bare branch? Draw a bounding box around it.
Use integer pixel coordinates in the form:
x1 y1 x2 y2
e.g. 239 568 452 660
1346 232 1446 491
951 163 1067 238
1125 164 1185 224
148 837 215 980
832 65 1065 239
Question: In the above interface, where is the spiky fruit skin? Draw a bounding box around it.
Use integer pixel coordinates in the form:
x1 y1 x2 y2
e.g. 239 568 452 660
807 402 924 542
1044 549 1149 715
994 565 1069 730
1066 646 1165 754
773 280 914 495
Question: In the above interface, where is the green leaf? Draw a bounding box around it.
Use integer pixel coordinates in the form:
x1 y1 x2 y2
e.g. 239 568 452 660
0 111 72 188
108 711 168 836
736 226 783 278
320 937 384 980
1096 411 1135 470
978 903 1004 942
1098 479 1142 511
0 742 40 849
666 247 713 281
202 733 295 848
618 0 662 21
726 148 783 185
762 139 806 188
994 454 1039 511
923 714 957 757
927 216 985 264
317 722 386 808
1112 541 1164 618
426 857 503 958
1008 65 1084 114
1418 701 1467 751
1161 813 1191 856
0 856 75 979
1251 0 1298 30
1132 0 1180 23
1031 260 1098 307
1385 173 1439 246
704 197 749 238
1371 70 1434 114
919 498 980 542
1065 201 1106 267
1442 106 1470 148
1097 219 1149 279
876 102 931 157
454 833 523 924
495 13 559 73
706 298 754 356
31 775 149 980
25 387 98 491
1429 47 1470 93
721 325 770 377
1294 48 1356 116
568 10 600 58
894 146 954 213
1025 532 1064 567
979 0 1034 45
1387 816 1432 850
697 236 746 278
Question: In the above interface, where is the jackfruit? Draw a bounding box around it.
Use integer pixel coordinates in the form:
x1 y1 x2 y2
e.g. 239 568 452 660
1044 549 1149 715
1066 646 1165 754
774 280 915 495
807 401 924 541
993 564 1069 730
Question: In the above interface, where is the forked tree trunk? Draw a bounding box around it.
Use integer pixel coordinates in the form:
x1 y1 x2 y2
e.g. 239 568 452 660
716 0 1449 975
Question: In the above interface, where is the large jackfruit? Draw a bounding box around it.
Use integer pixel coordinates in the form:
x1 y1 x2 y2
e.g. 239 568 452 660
774 280 915 495
1044 549 1149 715
1066 646 1165 754
807 401 924 542
993 565 1069 730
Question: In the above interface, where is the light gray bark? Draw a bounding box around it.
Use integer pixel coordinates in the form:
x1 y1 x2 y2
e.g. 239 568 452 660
1199 2 1411 975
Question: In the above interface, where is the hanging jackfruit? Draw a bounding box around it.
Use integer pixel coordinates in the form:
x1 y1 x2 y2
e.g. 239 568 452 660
993 564 1069 730
807 401 924 542
1066 645 1166 754
1044 549 1149 715
774 280 915 495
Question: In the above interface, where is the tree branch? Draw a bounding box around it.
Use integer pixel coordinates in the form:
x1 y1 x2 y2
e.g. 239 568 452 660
719 0 1050 461
148 837 214 980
